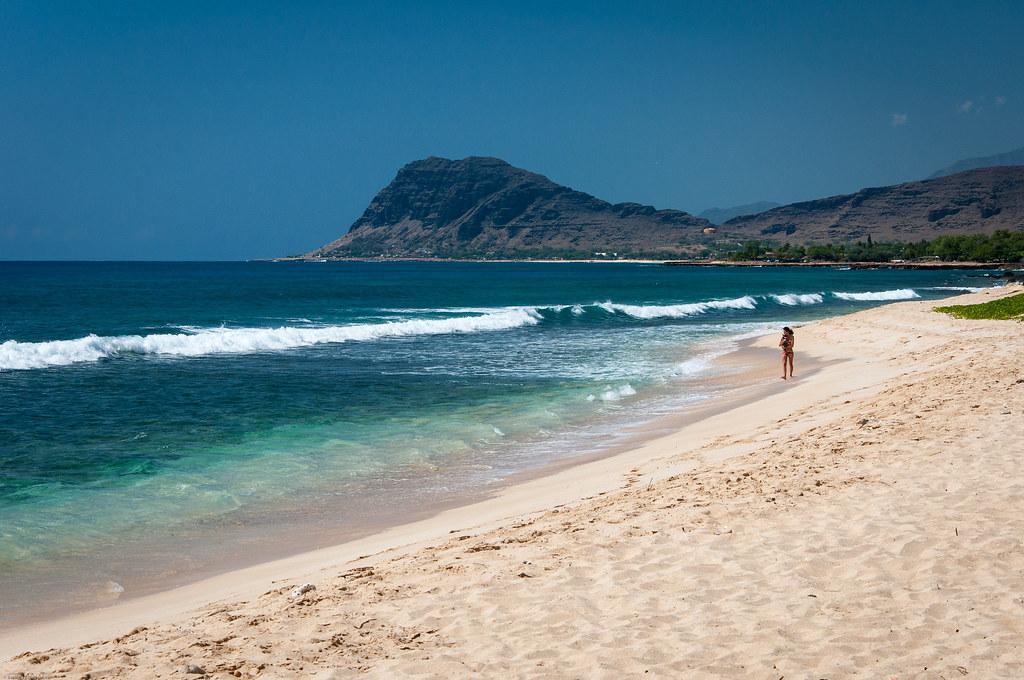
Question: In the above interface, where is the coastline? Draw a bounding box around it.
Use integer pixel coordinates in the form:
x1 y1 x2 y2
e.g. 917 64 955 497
3 286 1022 677
270 256 1021 271
0 328 793 631
0 332 799 649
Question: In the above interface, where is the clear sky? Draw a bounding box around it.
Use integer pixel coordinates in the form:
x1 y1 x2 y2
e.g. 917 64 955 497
2 1 1022 260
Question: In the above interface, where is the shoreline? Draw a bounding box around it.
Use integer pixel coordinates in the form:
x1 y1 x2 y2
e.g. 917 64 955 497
3 285 1022 675
0 330 789 632
0 333 799 650
0 290 909 657
269 256 1019 270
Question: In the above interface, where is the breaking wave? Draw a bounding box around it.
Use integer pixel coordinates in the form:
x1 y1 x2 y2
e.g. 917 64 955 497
832 288 920 301
595 296 758 319
924 286 987 293
3 287 950 371
0 308 543 371
770 293 824 306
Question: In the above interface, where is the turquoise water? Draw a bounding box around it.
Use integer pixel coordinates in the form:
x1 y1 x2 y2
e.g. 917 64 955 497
0 261 1001 621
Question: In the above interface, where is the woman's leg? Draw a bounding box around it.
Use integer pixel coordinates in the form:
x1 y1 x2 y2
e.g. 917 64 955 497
788 352 794 378
781 352 788 379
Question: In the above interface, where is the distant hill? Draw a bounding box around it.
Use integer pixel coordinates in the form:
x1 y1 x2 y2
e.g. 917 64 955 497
308 157 712 258
304 158 1024 259
721 166 1024 243
929 147 1024 179
698 201 780 225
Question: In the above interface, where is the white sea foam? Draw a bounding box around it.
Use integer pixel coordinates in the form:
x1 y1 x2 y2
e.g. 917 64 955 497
770 293 824 306
599 384 637 401
832 289 920 301
670 356 713 377
925 286 988 293
392 297 761 322
4 290 881 372
0 308 542 371
596 296 758 319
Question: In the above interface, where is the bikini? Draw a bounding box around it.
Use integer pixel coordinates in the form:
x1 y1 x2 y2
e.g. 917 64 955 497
781 334 794 355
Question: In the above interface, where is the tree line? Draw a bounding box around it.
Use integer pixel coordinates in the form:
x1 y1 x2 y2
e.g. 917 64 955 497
727 230 1024 263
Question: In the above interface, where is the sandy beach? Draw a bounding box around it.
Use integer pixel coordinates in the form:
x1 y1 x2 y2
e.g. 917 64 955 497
3 286 1022 678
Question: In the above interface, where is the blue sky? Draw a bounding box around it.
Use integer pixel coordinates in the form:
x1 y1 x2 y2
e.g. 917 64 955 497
1 1 1022 259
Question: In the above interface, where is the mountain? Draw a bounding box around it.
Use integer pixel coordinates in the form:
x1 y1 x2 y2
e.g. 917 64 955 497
929 146 1024 179
306 158 1024 259
698 201 780 225
721 166 1024 243
307 157 712 258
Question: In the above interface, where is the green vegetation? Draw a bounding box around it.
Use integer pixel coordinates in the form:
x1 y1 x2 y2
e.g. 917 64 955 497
935 292 1024 320
320 229 1024 262
727 230 1024 263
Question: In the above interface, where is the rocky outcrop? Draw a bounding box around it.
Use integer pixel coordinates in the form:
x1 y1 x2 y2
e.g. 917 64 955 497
308 157 711 258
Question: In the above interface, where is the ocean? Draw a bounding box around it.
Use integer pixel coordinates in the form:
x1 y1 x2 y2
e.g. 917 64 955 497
0 261 1002 623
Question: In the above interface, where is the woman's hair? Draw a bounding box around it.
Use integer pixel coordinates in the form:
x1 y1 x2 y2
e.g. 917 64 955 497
783 326 793 334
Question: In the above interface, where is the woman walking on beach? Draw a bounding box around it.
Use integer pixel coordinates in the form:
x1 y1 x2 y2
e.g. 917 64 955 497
779 326 795 380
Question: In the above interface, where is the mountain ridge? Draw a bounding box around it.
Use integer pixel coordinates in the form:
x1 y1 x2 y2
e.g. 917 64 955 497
307 157 1024 259
310 156 711 258
721 166 1024 243
929 146 1024 179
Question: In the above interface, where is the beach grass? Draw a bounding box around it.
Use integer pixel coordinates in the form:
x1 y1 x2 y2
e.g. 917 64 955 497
935 292 1024 320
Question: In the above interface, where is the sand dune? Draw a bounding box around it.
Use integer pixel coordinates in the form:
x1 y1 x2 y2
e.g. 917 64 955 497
3 286 1022 678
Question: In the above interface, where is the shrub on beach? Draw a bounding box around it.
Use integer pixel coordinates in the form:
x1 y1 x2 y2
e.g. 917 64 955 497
935 292 1024 320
